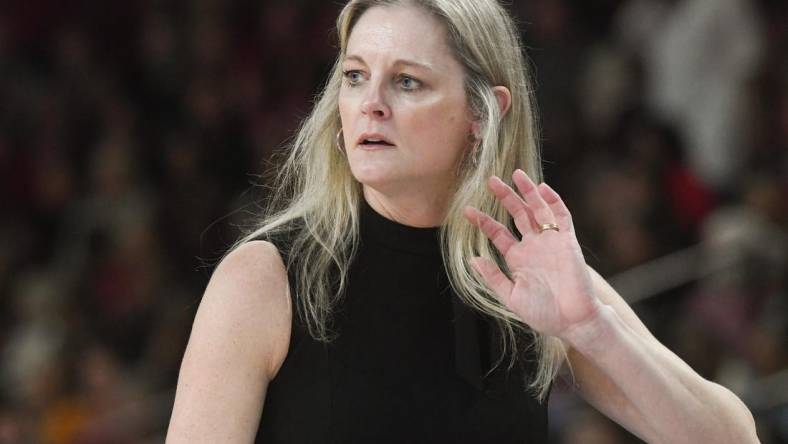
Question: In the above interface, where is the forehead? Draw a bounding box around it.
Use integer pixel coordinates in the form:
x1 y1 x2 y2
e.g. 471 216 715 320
346 5 457 70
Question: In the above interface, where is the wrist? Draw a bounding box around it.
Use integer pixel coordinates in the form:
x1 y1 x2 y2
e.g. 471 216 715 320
561 303 618 354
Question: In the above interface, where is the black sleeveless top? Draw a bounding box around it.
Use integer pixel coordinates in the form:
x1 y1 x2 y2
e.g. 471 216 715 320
255 199 549 443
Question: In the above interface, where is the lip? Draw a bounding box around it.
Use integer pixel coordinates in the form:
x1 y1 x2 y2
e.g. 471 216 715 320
358 143 395 151
356 132 396 148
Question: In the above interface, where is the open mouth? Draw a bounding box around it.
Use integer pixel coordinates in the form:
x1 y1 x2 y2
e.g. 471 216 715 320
360 138 395 147
357 133 395 148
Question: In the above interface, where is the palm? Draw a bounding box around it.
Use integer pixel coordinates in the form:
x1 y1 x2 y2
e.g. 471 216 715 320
465 171 598 339
503 225 594 336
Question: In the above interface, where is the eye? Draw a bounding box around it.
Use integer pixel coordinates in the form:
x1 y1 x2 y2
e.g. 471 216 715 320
342 70 363 86
398 75 422 91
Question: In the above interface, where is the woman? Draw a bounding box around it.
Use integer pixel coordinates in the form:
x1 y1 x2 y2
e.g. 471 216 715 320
166 0 759 442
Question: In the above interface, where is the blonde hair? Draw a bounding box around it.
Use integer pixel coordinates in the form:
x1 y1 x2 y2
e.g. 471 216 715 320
231 0 566 402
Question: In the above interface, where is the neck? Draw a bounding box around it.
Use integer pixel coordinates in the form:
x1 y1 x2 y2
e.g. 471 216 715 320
362 184 451 228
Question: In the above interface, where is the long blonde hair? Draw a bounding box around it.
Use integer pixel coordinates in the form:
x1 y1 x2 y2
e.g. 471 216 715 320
231 0 566 401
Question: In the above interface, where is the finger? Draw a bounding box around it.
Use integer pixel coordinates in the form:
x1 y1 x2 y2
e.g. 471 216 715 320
470 256 513 306
463 206 517 256
537 182 573 231
487 176 537 235
512 169 556 228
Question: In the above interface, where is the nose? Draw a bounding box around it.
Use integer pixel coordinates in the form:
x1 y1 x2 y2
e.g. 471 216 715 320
360 84 391 120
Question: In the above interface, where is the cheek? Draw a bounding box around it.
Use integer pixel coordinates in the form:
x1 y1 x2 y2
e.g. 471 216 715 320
338 95 361 147
338 96 352 126
404 106 469 163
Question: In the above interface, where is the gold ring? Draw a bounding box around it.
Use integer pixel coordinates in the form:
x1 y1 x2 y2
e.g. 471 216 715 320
539 223 560 233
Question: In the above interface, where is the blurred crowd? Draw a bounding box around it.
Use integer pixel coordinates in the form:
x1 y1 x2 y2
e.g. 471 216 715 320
0 0 786 442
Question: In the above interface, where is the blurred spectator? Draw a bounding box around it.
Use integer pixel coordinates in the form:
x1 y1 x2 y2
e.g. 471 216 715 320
639 0 764 189
0 1 785 442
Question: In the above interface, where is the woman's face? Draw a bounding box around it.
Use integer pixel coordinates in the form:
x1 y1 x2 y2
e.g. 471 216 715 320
338 5 473 200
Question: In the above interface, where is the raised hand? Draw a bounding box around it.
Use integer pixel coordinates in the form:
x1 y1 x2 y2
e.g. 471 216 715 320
463 169 600 339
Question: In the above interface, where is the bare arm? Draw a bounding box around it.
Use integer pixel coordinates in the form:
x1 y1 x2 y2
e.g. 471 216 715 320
166 241 291 443
563 265 759 444
464 172 759 444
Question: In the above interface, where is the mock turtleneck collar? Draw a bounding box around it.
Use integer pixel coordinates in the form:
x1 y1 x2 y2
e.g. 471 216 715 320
359 198 442 257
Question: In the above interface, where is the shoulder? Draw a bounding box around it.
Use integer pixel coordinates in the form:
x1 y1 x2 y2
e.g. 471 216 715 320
214 240 290 293
198 240 292 378
166 241 292 440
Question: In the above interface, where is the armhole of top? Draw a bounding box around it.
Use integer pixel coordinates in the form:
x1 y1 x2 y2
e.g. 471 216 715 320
254 229 309 360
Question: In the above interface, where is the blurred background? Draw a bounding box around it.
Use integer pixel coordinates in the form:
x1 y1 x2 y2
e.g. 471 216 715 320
0 0 786 442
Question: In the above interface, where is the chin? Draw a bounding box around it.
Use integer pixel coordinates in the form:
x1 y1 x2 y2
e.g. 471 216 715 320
352 172 398 190
350 167 406 193
349 160 392 181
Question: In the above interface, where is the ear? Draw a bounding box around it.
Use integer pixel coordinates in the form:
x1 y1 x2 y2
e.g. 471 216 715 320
469 120 481 139
468 86 511 138
492 86 512 117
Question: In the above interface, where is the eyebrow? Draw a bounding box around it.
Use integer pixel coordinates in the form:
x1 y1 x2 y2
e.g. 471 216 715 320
343 54 435 72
